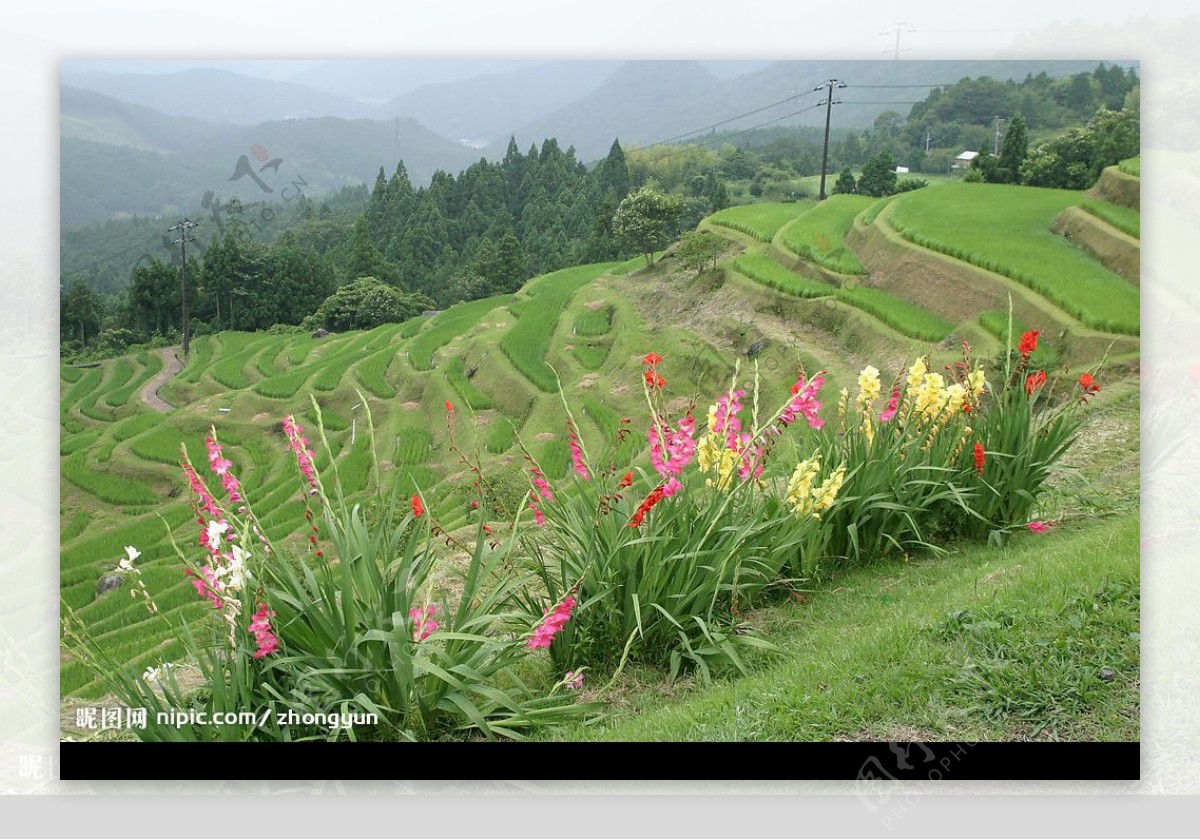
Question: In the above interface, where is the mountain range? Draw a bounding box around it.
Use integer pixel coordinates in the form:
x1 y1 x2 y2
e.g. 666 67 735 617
60 59 1129 228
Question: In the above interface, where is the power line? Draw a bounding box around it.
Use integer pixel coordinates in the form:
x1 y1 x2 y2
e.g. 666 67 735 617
635 102 826 166
652 88 823 147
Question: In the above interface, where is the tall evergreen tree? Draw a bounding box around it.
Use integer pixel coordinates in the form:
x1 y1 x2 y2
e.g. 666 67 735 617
998 113 1029 184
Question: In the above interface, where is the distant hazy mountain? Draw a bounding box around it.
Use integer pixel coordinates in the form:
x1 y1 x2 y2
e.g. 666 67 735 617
60 85 230 153
60 67 376 125
60 88 481 227
288 60 536 102
61 60 326 81
504 61 732 160
505 59 1122 161
378 61 622 146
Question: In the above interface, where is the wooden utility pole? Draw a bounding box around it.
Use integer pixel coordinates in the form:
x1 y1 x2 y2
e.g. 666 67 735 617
169 218 198 358
816 79 846 201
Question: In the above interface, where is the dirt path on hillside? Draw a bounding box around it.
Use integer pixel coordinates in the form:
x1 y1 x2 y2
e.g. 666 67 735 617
139 346 183 412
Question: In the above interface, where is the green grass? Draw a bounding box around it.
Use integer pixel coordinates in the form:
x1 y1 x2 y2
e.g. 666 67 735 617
1117 157 1140 177
1079 199 1140 239
779 194 875 275
835 285 954 342
104 351 163 409
409 296 512 372
355 347 399 399
395 427 433 465
61 366 84 383
545 512 1138 741
62 453 157 506
210 333 270 390
708 201 813 242
979 311 1060 368
109 412 164 442
887 183 1139 335
860 195 895 226
733 253 835 298
254 368 312 399
177 335 213 383
485 420 516 454
443 357 493 411
500 263 618 392
573 309 612 337
571 342 612 370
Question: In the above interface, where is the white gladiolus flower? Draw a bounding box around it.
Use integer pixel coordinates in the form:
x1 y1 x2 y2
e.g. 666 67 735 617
206 520 230 547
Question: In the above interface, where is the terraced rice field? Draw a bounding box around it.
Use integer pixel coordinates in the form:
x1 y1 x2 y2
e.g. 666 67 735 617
708 201 814 242
886 183 1139 335
778 194 876 275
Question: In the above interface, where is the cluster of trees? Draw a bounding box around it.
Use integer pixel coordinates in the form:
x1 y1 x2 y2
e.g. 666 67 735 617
354 138 635 306
832 151 928 198
969 108 1139 189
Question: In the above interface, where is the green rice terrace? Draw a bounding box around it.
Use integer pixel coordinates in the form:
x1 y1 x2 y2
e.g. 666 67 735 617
61 177 1140 741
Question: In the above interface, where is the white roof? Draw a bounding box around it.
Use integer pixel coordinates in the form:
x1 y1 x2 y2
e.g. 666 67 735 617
895 166 910 173
956 150 980 160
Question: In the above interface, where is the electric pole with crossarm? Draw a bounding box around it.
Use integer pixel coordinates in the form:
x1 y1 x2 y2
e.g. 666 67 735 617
816 79 846 201
169 218 198 359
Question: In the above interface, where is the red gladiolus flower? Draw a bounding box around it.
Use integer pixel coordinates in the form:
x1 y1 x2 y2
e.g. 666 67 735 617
973 442 986 476
619 471 634 487
644 369 666 389
1078 372 1101 402
1025 370 1047 396
643 352 663 366
1018 330 1040 358
628 485 666 528
444 400 455 413
411 494 425 518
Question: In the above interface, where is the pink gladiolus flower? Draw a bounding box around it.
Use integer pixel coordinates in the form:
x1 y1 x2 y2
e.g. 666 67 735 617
648 414 696 483
564 670 584 690
567 420 590 479
779 374 826 430
282 415 320 496
247 602 280 659
409 604 438 642
530 464 555 502
529 499 546 527
187 565 224 610
879 386 901 423
528 592 577 649
1027 521 1049 533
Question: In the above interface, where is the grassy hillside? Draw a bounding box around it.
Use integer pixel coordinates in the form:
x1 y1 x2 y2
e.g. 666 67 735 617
61 186 1140 741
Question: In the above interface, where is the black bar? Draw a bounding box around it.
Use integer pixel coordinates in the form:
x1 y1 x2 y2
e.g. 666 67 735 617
60 741 1138 781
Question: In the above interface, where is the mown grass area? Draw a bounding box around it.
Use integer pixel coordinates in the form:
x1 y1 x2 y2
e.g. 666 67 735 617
779 194 875 275
499 262 618 392
545 512 1138 742
1118 157 1140 177
733 253 834 298
707 201 813 242
1079 198 1140 239
887 183 1139 335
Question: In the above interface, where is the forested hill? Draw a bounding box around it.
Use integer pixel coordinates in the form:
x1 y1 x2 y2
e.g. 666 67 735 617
60 86 481 228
